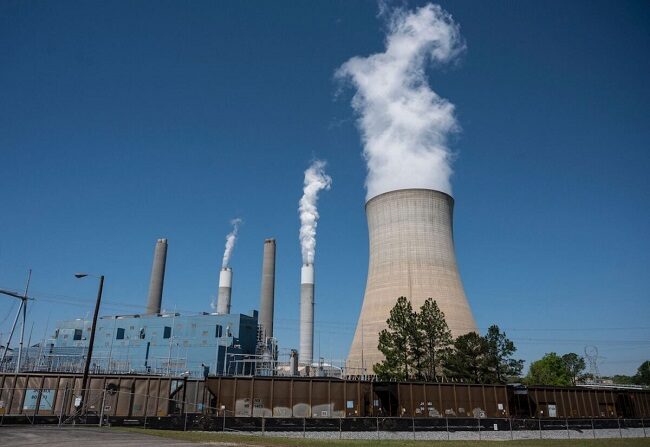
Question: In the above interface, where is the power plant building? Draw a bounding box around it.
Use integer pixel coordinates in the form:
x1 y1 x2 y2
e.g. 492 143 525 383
348 189 477 373
44 311 259 377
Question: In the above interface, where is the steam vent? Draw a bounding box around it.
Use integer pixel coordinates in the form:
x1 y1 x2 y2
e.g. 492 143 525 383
347 189 477 373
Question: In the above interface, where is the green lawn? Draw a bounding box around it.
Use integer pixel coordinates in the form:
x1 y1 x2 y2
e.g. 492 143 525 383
118 428 650 447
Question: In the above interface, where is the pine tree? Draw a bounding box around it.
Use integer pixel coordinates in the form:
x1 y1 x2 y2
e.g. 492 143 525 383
484 325 524 383
445 332 488 383
418 298 453 381
374 297 416 380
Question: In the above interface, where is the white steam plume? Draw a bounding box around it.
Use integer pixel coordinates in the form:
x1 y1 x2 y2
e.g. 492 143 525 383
336 3 465 200
299 160 332 265
222 218 242 268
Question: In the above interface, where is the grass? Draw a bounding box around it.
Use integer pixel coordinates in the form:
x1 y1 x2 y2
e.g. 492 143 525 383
116 427 650 447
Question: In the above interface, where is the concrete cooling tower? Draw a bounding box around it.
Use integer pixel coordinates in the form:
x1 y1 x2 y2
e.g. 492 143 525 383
347 189 477 373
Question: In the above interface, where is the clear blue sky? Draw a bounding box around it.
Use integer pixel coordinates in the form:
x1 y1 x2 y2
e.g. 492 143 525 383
1 0 648 376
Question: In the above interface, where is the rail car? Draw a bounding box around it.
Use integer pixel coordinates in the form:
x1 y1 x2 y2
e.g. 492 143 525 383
1 372 648 420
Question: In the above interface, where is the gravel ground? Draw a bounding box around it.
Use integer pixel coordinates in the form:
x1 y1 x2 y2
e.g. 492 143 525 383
223 428 648 441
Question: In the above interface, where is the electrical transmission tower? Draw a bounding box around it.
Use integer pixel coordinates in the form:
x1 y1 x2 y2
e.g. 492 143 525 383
584 345 600 381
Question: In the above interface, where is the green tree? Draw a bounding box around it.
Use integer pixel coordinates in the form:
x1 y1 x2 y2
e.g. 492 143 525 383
611 375 636 385
445 332 489 383
634 360 650 385
374 297 416 380
526 352 573 386
483 325 524 384
561 353 586 386
373 329 403 380
418 298 453 382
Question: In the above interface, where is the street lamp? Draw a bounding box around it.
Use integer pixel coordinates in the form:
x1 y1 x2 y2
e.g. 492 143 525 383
74 273 104 413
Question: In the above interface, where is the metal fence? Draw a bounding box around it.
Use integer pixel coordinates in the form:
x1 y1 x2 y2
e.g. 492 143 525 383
205 416 650 439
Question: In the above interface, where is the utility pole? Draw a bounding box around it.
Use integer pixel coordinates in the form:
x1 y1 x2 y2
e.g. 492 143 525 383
0 269 33 372
74 273 104 412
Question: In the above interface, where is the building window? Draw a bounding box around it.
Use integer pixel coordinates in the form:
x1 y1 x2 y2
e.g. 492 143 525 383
215 324 222 338
163 326 172 339
73 329 83 341
116 328 125 340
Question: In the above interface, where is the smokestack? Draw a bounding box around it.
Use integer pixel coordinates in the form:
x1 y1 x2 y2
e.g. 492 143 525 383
300 263 315 365
289 349 299 376
216 267 232 314
258 238 276 339
145 238 168 315
347 189 477 372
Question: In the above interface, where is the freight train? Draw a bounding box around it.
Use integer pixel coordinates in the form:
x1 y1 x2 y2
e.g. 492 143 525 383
1 373 648 420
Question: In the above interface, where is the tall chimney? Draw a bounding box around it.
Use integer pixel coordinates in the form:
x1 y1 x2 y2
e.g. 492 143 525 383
300 263 315 366
216 267 232 314
347 189 477 373
258 238 276 339
145 238 168 315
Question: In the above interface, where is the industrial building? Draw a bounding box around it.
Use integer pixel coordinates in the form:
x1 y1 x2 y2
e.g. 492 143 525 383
348 189 477 373
43 311 258 377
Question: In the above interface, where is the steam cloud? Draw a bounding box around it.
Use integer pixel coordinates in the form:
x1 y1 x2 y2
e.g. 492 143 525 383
299 160 332 265
222 218 242 268
336 3 465 200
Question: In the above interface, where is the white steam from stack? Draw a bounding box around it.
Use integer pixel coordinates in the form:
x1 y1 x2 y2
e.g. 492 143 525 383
298 161 331 366
336 3 465 200
222 218 242 269
214 218 242 314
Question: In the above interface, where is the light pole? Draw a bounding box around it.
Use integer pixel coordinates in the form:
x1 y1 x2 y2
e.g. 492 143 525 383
74 273 104 412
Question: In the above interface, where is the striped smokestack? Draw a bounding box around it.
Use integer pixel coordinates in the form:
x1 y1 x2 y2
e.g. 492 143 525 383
145 238 167 314
258 238 276 339
216 267 232 314
299 263 314 365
